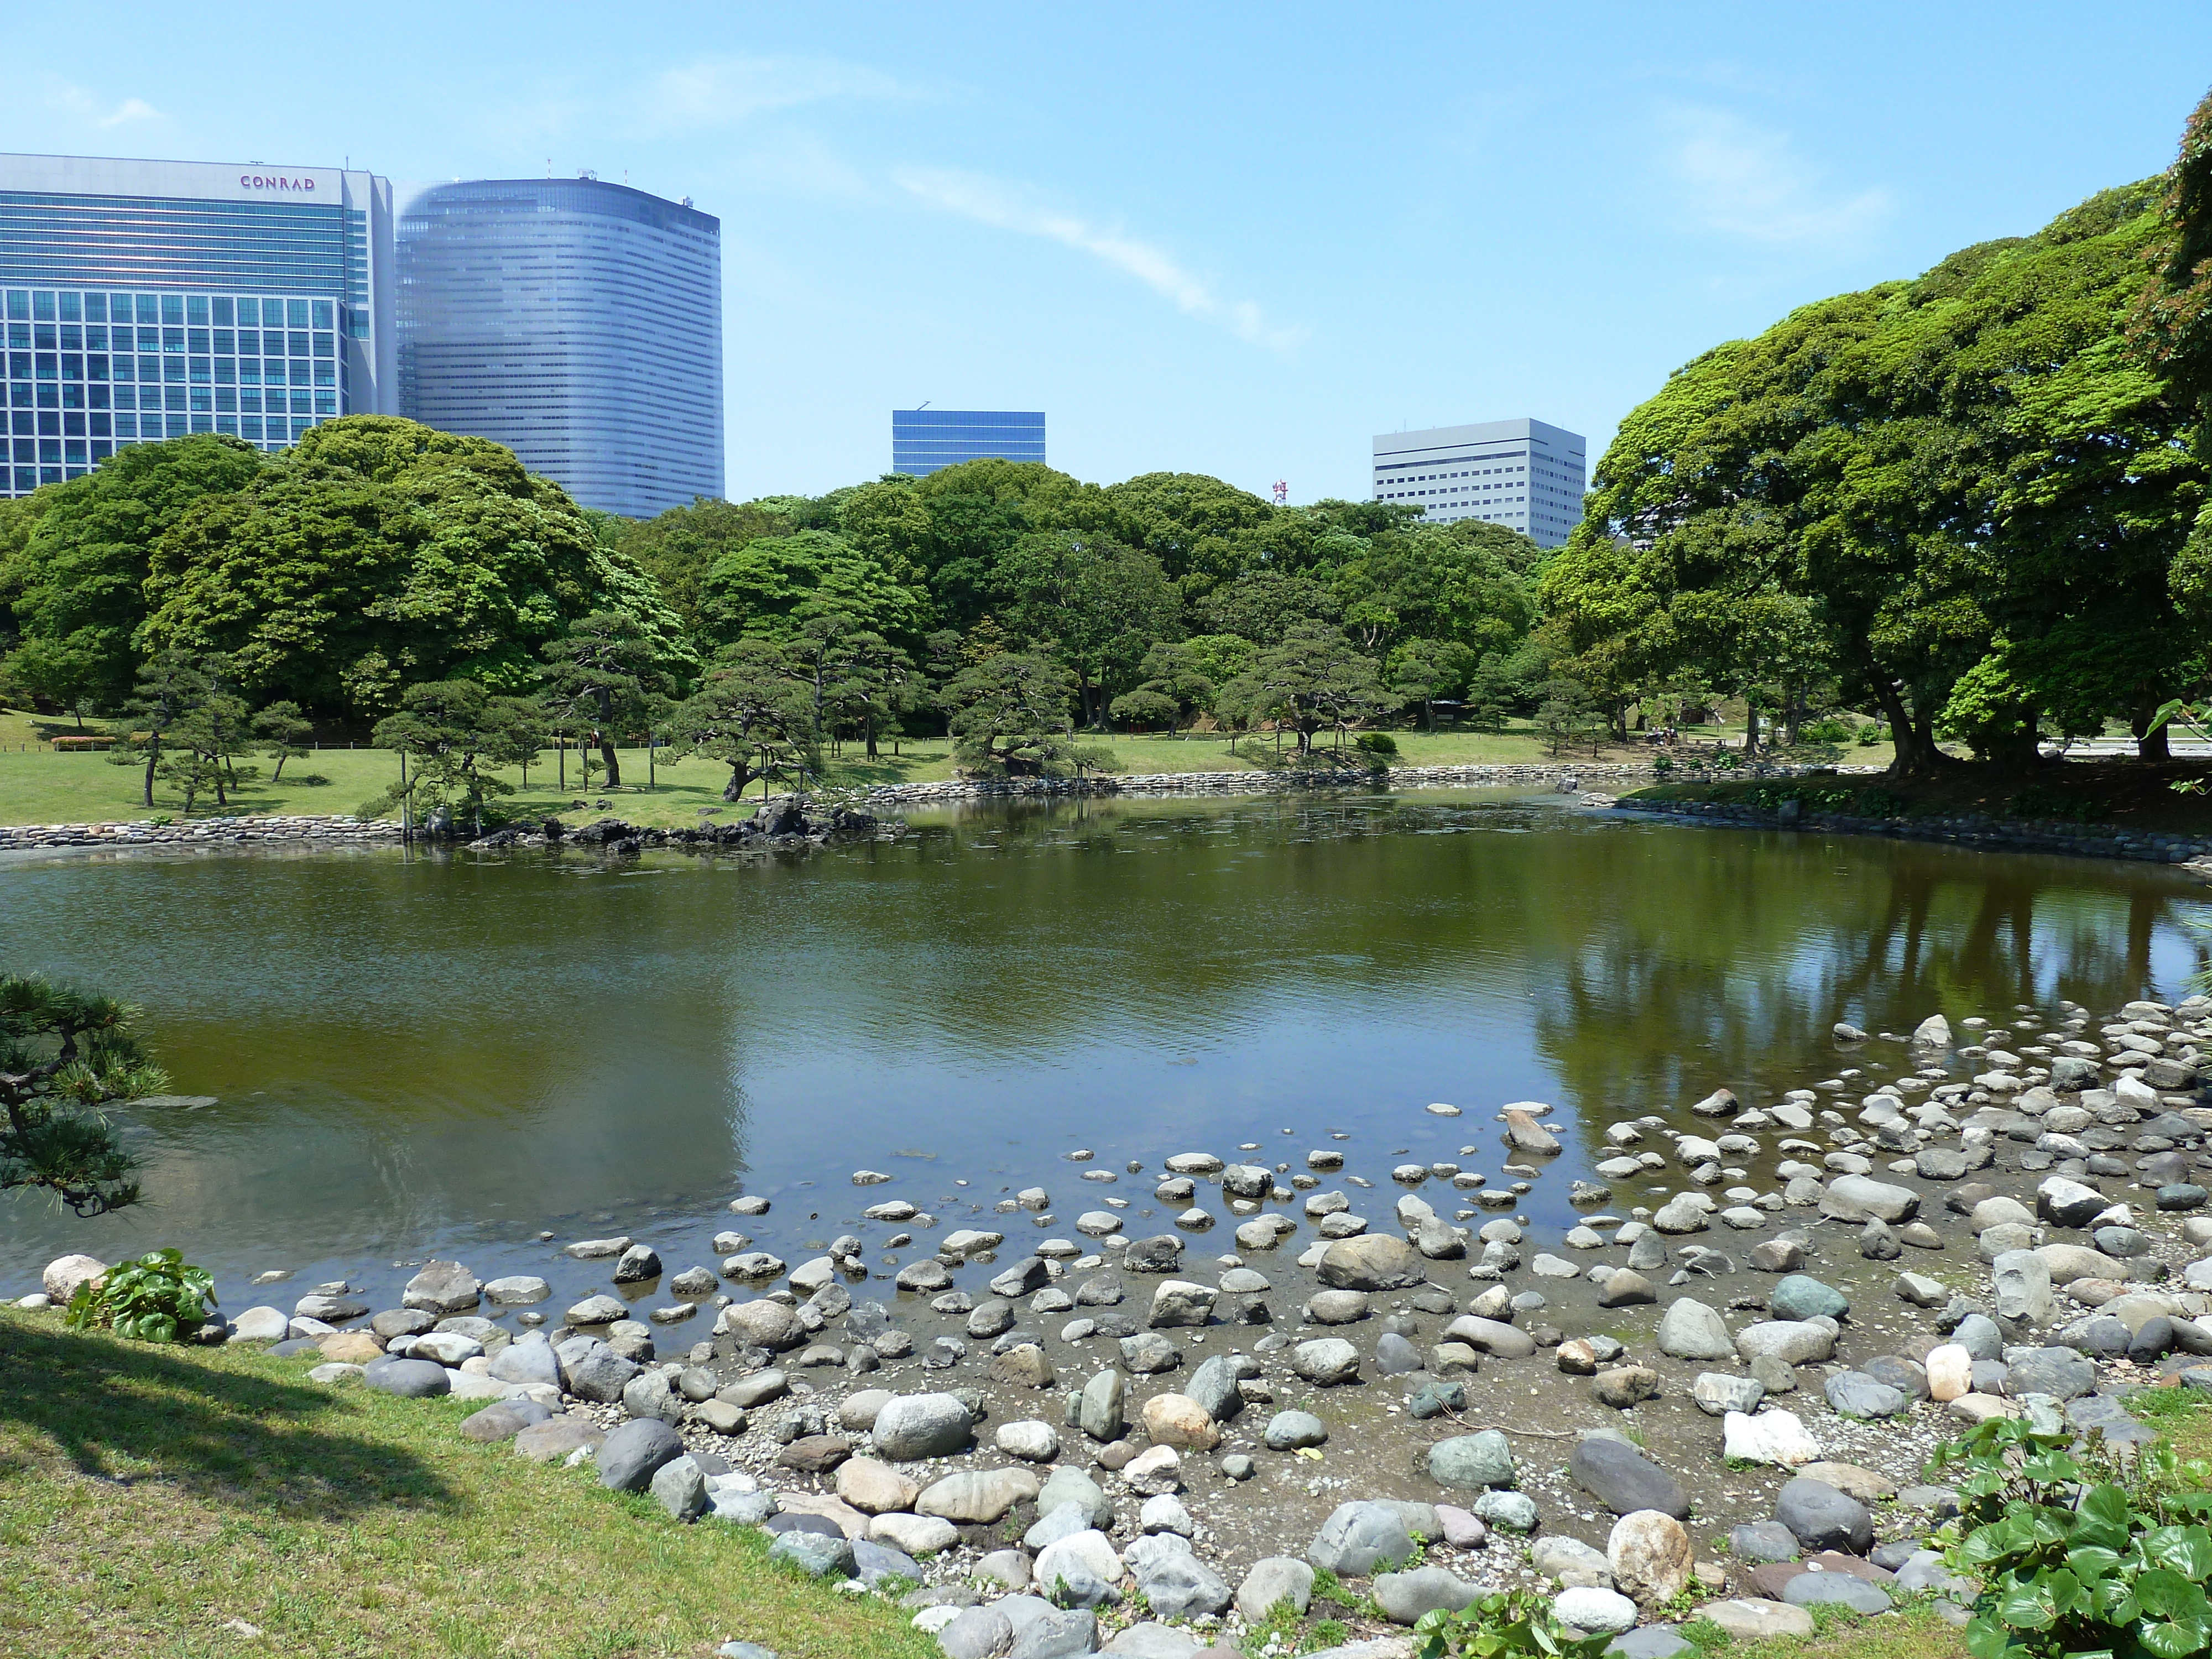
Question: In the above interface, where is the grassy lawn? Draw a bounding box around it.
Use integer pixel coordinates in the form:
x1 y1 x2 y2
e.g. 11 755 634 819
0 726 1692 830
0 1308 935 1659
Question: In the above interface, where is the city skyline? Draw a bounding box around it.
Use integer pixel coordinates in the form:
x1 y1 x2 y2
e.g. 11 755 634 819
2 5 2210 508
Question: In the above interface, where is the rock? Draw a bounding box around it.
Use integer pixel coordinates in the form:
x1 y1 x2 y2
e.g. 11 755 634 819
363 1357 450 1398
1123 1445 1182 1496
486 1335 560 1388
1119 1333 1180 1374
555 1337 640 1403
769 1530 856 1579
1571 1437 1689 1519
41 1254 106 1303
867 1512 957 1557
2008 1347 2095 1400
1429 1430 1515 1490
1651 1198 1709 1234
227 1306 290 1343
1728 1522 1800 1563
1129 1541 1232 1619
651 1454 708 1521
1307 1289 1370 1324
401 1260 481 1316
1375 1565 1481 1624
1723 1409 1819 1467
1532 1536 1613 1589
725 1369 792 1410
1594 1367 1661 1408
1444 1316 1535 1360
1608 1511 1692 1606
1237 1558 1314 1622
1769 1276 1849 1322
1608 1629 1692 1659
2038 1176 2108 1228
995 1346 1057 1390
597 1418 684 1491
1142 1394 1221 1450
918 1467 1042 1524
514 1416 605 1462
1033 1528 1123 1601
872 1394 973 1460
1692 1373 1765 1416
1079 1369 1126 1441
1103 1625 1197 1659
1149 1281 1215 1328
1316 1234 1426 1292
1733 1321 1835 1366
1554 1588 1639 1636
614 1243 662 1284
1824 1372 1910 1420
1293 1338 1362 1385
1187 1353 1256 1422
1774 1478 1872 1553
1597 1272 1656 1309
1783 1574 1891 1614
1141 1494 1193 1537
1265 1410 1329 1451
1473 1490 1539 1533
1308 1501 1416 1575
1926 1344 1973 1401
998 1421 1061 1462
1896 1271 1948 1309
937 1605 1015 1659
837 1457 921 1515
1699 1600 1814 1641
1992 1250 2055 1331
1820 1176 1919 1224
721 1300 804 1350
1655 1298 1733 1360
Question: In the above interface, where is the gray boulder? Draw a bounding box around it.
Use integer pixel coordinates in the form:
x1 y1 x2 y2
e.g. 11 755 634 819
488 1334 561 1387
1187 1353 1256 1421
1819 1176 1919 1224
1308 1501 1416 1575
768 1530 855 1579
1824 1372 1909 1420
362 1357 450 1399
1315 1234 1426 1291
872 1392 973 1460
400 1260 481 1316
1375 1565 1481 1624
651 1454 708 1520
556 1336 640 1403
1773 1478 1872 1553
1428 1430 1514 1490
1768 1276 1849 1322
1236 1558 1314 1622
1079 1369 1126 1441
1571 1437 1689 1519
597 1418 685 1491
1655 1298 1734 1360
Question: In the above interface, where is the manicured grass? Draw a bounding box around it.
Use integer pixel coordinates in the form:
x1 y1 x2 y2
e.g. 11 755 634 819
0 1308 936 1659
0 727 1680 829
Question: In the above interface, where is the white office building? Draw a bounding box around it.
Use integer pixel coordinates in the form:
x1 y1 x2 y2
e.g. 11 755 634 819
0 153 396 496
1371 418 1585 546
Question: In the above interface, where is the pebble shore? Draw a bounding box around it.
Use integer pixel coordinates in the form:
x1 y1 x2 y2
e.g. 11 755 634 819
27 990 2212 1659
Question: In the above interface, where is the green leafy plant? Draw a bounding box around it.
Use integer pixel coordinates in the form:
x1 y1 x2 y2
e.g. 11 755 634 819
1353 731 1400 757
1651 751 1674 776
1926 1412 2212 1659
1411 1587 1616 1659
65 1247 216 1342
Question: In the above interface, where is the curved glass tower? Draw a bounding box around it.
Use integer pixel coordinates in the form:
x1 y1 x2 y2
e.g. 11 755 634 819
397 178 721 519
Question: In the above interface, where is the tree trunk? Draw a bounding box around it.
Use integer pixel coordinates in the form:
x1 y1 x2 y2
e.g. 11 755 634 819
865 711 879 759
1872 676 1949 778
723 762 752 802
2135 703 2173 763
141 734 158 807
213 762 227 808
598 737 620 788
1743 705 1759 757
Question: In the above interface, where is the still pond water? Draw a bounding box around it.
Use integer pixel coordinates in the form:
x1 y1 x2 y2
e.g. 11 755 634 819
2 789 2204 1307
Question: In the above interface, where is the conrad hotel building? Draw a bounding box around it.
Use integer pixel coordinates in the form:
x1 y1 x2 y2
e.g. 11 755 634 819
0 153 394 498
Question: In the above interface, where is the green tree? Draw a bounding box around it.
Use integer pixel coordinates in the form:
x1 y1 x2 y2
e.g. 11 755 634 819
618 498 794 639
941 651 1082 776
1 974 166 1218
361 680 542 836
4 635 102 731
0 435 264 713
138 417 684 717
1216 623 1401 755
1000 529 1183 727
667 638 812 801
1390 637 1477 733
252 700 315 781
1535 677 1604 758
698 526 931 649
1333 523 1539 658
539 611 674 790
1192 570 1338 645
1109 640 1217 735
106 649 210 809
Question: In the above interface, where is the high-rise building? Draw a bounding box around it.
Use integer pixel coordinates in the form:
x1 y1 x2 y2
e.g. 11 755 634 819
0 152 394 498
1370 418 1585 547
891 408 1045 476
397 178 722 519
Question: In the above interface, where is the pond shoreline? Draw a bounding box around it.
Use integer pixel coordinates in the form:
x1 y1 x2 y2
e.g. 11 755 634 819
1619 793 2212 873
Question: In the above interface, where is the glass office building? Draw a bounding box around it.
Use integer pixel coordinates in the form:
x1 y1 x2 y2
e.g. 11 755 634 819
1371 418 1585 547
0 153 395 498
397 178 722 519
892 408 1046 476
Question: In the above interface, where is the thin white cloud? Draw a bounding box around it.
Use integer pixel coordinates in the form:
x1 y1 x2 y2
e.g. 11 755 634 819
639 55 913 133
1660 106 1891 246
46 82 163 129
893 166 1304 353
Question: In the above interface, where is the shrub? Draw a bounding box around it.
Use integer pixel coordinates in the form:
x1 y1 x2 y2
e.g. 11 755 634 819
1354 731 1400 757
1927 1412 2212 1659
1652 752 1674 776
1858 724 1885 746
1799 718 1853 744
2008 783 2104 823
65 1247 217 1342
1412 1588 1615 1659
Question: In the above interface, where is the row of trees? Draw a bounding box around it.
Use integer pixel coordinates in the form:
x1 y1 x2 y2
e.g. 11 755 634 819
14 89 2212 784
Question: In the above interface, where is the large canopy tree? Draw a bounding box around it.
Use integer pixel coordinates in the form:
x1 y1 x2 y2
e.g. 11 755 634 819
1541 178 2205 775
696 526 930 649
136 417 684 717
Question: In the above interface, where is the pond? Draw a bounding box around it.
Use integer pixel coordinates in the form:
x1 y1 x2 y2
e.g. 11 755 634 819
2 788 2204 1308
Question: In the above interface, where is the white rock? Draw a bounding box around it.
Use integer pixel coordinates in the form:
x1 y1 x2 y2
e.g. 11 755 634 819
1723 1408 1819 1467
1554 1587 1638 1635
1925 1344 1973 1402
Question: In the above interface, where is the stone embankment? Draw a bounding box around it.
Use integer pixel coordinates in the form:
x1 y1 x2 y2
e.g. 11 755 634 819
0 813 403 852
28 992 2212 1659
862 761 1650 806
1623 794 2212 868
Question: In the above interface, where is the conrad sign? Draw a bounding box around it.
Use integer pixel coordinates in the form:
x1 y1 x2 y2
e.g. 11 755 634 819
238 173 319 192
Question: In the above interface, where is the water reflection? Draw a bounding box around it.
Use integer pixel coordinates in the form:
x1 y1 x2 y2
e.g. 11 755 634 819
0 793 2201 1295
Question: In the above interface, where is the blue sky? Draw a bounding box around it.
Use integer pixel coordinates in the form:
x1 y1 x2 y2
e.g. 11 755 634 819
6 3 2209 508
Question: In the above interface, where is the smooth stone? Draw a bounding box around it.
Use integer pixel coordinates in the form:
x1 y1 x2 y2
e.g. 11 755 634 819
1570 1437 1688 1519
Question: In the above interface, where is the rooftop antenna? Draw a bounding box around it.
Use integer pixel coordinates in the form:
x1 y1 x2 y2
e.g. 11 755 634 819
546 158 552 179
917 400 930 410
1272 480 1288 507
